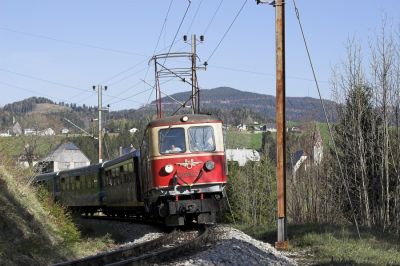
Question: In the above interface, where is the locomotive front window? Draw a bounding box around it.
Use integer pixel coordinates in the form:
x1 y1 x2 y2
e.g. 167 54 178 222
188 126 216 152
159 128 186 154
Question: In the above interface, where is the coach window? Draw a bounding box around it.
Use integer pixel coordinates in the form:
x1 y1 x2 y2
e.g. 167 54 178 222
159 128 186 154
61 178 65 191
188 126 215 152
128 163 133 173
75 176 80 189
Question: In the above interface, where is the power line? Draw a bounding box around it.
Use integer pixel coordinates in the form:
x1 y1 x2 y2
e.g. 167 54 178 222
206 0 248 63
210 64 330 83
107 86 153 106
107 66 148 86
143 0 192 110
203 0 224 34
291 0 361 239
100 0 177 87
0 67 88 93
154 0 175 56
163 0 192 60
186 0 204 34
100 59 149 84
0 80 71 103
0 26 147 57
0 67 143 105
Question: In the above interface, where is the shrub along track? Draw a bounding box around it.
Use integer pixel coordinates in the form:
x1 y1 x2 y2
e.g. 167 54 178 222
54 223 210 266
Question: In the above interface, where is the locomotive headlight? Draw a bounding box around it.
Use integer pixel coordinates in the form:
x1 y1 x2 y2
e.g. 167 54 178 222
181 115 189 122
204 160 215 171
164 164 174 174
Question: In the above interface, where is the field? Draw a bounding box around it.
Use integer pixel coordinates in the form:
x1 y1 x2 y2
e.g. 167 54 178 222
0 136 63 159
226 130 263 150
239 224 400 265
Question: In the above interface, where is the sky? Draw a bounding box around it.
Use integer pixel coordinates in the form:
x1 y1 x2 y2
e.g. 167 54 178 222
0 0 399 111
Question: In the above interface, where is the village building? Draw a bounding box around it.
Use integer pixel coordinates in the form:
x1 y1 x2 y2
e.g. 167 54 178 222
226 148 260 166
129 127 138 134
237 124 247 131
261 123 277 133
12 122 22 136
291 126 324 176
38 128 55 136
0 130 11 137
24 128 37 135
36 142 90 173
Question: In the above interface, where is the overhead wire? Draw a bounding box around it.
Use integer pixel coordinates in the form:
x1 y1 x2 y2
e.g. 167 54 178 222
143 0 192 110
0 80 74 103
203 0 224 35
186 0 204 34
210 64 330 83
291 0 361 239
163 0 192 60
0 26 147 57
103 0 176 107
206 0 248 63
0 67 142 105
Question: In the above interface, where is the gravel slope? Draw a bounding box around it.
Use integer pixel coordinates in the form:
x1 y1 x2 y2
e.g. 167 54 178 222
166 225 296 266
76 219 296 265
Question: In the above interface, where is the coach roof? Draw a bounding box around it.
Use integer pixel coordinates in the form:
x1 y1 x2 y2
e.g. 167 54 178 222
147 114 222 128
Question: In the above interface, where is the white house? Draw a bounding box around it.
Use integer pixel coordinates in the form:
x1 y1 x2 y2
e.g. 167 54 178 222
129 127 138 134
37 142 90 173
38 128 55 136
24 128 37 135
237 124 247 131
0 130 11 137
226 148 260 166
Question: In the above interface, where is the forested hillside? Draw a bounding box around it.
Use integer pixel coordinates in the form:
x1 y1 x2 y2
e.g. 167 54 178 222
0 87 336 133
157 87 336 121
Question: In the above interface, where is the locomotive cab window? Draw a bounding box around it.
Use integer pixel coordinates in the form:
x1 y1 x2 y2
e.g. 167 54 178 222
188 126 215 152
159 128 186 154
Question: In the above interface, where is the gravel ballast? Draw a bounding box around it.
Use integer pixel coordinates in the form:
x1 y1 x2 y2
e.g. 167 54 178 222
166 225 296 265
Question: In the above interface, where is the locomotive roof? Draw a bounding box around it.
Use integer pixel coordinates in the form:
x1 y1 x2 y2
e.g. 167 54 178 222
147 114 222 128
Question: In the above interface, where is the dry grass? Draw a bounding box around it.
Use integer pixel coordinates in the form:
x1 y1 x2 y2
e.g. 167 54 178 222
0 157 113 265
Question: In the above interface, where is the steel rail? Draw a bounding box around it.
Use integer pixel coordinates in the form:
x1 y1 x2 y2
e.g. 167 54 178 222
106 225 209 266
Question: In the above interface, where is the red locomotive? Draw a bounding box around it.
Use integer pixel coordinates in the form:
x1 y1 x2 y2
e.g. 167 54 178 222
140 114 227 225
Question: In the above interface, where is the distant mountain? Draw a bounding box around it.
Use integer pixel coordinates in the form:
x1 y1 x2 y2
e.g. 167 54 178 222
154 87 336 121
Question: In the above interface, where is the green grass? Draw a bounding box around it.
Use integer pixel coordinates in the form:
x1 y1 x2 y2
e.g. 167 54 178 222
240 223 400 265
226 131 263 150
0 136 64 158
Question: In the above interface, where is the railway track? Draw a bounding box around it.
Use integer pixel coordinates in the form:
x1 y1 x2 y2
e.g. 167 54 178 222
79 214 162 226
54 225 210 266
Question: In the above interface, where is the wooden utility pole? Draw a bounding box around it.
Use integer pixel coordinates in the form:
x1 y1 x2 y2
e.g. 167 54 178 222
93 85 108 163
275 0 288 250
191 34 198 114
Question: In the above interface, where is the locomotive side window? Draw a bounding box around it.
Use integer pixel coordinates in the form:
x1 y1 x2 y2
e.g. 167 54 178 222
159 128 185 154
188 126 215 152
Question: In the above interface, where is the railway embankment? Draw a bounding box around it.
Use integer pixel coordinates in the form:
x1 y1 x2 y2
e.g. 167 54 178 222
0 164 115 265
